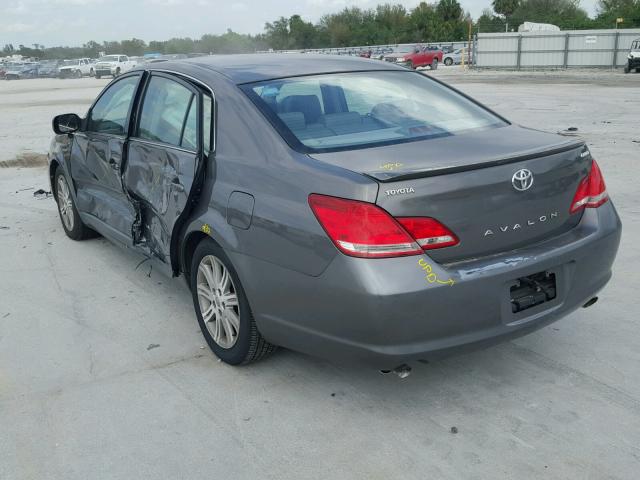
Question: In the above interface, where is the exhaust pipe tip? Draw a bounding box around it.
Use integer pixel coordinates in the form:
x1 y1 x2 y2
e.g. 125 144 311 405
583 297 598 308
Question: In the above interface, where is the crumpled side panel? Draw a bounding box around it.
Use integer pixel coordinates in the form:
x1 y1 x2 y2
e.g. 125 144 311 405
124 140 196 261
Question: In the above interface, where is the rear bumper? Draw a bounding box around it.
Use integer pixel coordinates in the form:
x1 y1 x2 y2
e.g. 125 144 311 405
233 202 621 368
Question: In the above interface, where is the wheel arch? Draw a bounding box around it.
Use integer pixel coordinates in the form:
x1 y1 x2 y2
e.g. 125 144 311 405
176 212 242 285
49 159 60 197
180 230 211 283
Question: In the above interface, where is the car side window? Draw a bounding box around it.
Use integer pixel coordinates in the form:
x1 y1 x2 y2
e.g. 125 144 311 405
203 94 213 152
181 98 198 150
176 92 213 151
88 75 139 135
138 76 195 149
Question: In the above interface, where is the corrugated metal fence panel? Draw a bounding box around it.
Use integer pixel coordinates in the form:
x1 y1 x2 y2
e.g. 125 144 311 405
477 28 640 69
476 34 519 67
522 51 564 67
521 34 565 52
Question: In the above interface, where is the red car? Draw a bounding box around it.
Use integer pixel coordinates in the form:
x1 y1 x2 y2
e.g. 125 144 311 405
384 45 443 70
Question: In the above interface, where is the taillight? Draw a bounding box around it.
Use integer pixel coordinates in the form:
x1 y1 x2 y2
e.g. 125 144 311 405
570 159 608 214
397 218 459 250
308 194 458 258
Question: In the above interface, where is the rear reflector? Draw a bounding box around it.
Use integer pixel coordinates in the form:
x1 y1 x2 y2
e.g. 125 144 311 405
396 217 459 250
308 194 458 258
570 159 609 214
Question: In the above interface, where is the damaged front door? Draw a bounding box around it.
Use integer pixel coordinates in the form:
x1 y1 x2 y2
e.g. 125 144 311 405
124 72 211 265
70 74 142 244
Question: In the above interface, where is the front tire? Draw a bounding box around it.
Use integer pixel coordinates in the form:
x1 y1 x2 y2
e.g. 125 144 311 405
54 169 94 240
191 238 276 365
444 57 453 66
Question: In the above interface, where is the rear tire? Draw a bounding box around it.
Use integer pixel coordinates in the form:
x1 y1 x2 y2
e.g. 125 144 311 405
444 57 453 66
624 65 630 73
431 58 439 70
95 74 101 79
54 169 95 240
191 238 276 365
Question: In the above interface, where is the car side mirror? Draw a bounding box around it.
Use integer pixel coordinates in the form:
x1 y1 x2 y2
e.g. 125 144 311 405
52 113 81 134
414 48 420 53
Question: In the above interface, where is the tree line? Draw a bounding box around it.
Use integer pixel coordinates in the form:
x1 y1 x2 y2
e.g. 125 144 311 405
3 0 639 60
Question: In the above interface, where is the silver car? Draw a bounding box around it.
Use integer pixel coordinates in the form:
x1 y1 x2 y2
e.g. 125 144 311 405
444 49 464 66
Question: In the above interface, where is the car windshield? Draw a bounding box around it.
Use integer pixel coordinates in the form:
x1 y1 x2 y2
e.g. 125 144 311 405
100 56 119 62
394 46 414 53
244 71 507 153
61 60 77 66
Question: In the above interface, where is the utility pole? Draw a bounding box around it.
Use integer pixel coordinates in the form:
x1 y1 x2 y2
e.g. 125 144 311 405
468 19 473 67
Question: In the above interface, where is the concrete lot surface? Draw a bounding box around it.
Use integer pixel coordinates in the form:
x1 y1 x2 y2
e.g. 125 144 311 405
1 71 639 479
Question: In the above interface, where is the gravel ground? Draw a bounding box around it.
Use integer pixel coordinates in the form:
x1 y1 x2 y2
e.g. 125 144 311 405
1 70 639 480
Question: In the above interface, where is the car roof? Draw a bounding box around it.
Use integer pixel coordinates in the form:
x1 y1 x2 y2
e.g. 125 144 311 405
171 53 406 84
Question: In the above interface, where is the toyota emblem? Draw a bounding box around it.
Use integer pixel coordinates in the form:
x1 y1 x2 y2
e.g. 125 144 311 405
512 169 534 191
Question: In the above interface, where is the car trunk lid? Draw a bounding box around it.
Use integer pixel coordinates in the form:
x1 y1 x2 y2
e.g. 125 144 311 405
309 126 589 263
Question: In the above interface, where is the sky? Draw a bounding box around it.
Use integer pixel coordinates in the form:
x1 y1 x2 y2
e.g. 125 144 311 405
2 0 601 48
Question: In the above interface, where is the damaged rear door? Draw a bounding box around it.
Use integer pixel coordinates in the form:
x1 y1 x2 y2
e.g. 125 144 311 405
124 72 212 267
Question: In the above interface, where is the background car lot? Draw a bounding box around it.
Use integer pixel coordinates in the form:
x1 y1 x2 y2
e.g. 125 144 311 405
1 70 639 479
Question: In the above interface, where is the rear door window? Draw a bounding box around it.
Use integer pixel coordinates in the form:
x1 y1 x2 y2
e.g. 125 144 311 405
137 76 196 149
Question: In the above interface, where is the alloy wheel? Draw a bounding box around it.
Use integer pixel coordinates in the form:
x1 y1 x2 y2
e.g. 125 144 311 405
196 255 240 349
56 175 75 231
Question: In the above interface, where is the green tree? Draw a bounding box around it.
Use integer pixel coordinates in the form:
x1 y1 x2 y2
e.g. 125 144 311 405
510 0 591 30
437 0 463 21
476 8 507 32
264 17 290 50
288 15 317 49
120 38 146 56
595 0 640 27
492 0 520 31
409 2 439 42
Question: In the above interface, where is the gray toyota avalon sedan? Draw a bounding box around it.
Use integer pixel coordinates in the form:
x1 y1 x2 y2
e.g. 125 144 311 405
48 54 621 369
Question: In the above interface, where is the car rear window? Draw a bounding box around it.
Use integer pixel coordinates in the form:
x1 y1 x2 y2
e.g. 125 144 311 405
242 71 507 153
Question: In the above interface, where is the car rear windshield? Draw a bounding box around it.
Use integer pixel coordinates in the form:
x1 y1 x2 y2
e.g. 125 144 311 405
242 71 507 153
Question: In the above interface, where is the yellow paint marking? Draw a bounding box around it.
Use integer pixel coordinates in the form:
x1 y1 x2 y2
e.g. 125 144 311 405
418 258 455 286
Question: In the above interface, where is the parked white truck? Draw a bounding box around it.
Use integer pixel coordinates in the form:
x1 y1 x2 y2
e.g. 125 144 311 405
57 58 95 78
94 55 136 78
